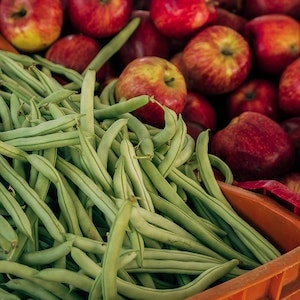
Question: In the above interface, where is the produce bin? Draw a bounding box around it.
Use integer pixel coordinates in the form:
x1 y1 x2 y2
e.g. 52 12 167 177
188 182 300 300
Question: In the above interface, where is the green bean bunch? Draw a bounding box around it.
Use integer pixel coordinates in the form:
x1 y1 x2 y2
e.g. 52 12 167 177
0 17 281 300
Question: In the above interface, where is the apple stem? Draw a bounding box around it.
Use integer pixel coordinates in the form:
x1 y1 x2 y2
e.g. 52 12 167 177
11 8 27 19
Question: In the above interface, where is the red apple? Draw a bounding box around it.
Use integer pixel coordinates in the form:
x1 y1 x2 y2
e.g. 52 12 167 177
182 25 252 95
117 10 171 69
115 56 187 128
182 91 217 140
149 0 216 39
0 0 63 53
45 34 106 83
242 0 300 19
67 0 133 38
244 14 300 77
226 78 280 121
278 57 300 116
281 117 300 169
211 112 294 181
211 7 247 33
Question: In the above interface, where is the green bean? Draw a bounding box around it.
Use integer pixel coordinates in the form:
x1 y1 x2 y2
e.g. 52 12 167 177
174 134 195 167
37 89 77 107
66 234 107 255
99 79 118 106
6 130 81 151
0 232 14 255
0 52 47 96
83 17 141 76
0 213 18 251
27 153 82 236
61 175 103 241
0 95 13 131
130 206 224 260
209 153 234 184
0 154 65 242
20 240 73 266
157 115 187 177
0 181 32 240
4 278 60 300
0 50 36 66
9 93 26 129
136 206 198 242
138 153 200 217
120 138 155 212
98 200 132 300
149 192 261 265
152 105 178 148
0 288 20 300
78 126 114 195
94 95 150 120
33 54 84 87
196 130 231 207
0 113 82 141
167 167 281 265
117 259 239 300
27 277 82 300
34 268 94 292
56 156 118 224
0 74 42 104
125 258 245 278
97 118 128 169
0 260 38 277
80 69 96 144
29 64 63 94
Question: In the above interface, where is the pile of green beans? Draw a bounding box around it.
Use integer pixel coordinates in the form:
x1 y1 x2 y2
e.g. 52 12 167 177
0 18 281 300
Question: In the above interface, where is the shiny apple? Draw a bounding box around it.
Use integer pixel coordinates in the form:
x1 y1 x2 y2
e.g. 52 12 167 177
211 112 294 181
182 91 217 140
278 57 300 116
242 0 300 19
115 56 187 128
0 0 63 53
226 78 280 120
182 25 252 95
45 34 106 83
67 0 133 38
117 10 171 69
149 0 216 39
244 14 300 77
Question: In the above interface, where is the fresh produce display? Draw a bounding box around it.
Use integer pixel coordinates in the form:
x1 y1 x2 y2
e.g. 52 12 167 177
0 0 299 299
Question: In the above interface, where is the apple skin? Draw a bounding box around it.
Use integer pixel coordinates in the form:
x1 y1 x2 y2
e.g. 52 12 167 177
226 78 279 121
117 10 171 69
242 0 300 19
211 7 247 34
182 91 217 140
244 14 300 77
280 117 300 170
115 56 187 128
45 34 106 83
278 57 300 116
211 112 294 181
67 0 133 38
182 25 252 95
149 0 216 39
0 0 63 53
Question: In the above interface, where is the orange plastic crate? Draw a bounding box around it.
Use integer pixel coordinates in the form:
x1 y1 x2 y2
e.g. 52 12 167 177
188 182 300 300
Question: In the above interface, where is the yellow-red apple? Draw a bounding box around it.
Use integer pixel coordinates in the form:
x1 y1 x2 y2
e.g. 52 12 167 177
278 57 300 116
0 0 63 53
182 25 252 95
115 56 187 128
244 14 300 77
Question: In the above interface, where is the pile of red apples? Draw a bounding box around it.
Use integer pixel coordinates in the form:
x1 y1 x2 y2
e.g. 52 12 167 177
0 0 299 184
